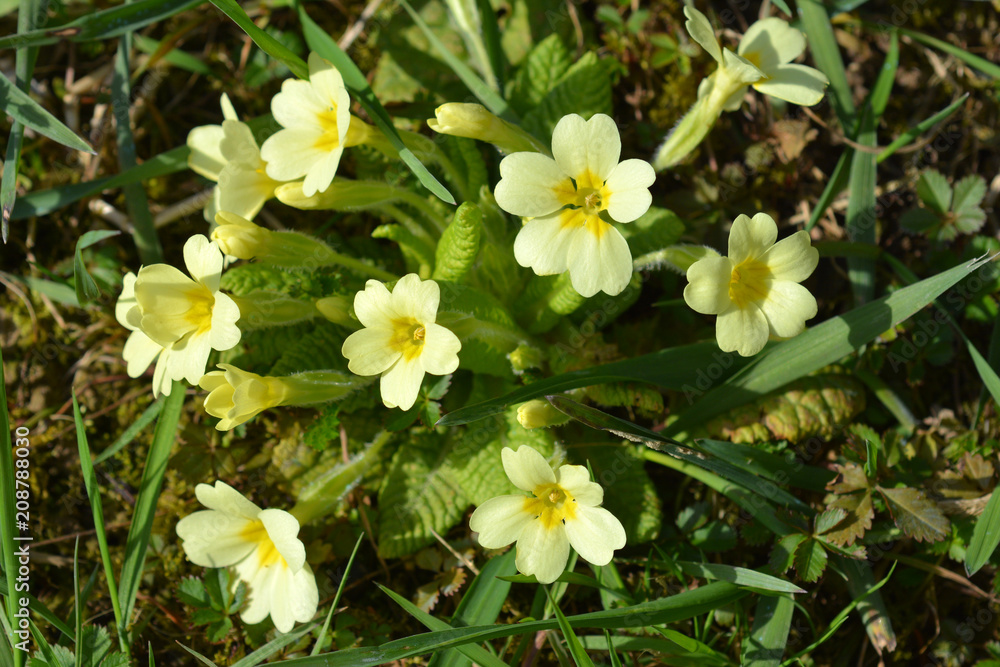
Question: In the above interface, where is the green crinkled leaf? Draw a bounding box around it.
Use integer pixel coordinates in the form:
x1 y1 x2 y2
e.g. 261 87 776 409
509 33 573 115
444 407 557 506
220 262 341 298
952 174 987 214
79 626 113 667
178 577 209 607
100 654 129 667
514 273 587 335
794 538 828 583
303 405 342 451
438 281 525 376
30 645 75 667
378 434 469 558
618 206 685 258
433 202 483 283
584 382 663 417
575 444 661 544
877 486 949 543
373 223 436 273
521 51 613 142
916 169 952 214
704 374 866 444
267 321 350 376
443 136 488 199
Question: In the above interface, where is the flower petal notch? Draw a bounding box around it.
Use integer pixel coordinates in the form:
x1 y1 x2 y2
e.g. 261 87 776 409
469 445 626 584
175 481 319 633
683 212 819 357
494 113 655 298
341 274 461 411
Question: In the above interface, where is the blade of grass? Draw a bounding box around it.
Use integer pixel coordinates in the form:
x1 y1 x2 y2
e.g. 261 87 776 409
966 486 1000 576
296 3 456 205
274 582 746 666
894 25 1000 80
974 309 1000 427
73 394 128 657
805 147 851 232
112 27 162 265
93 398 164 466
695 440 835 492
475 0 504 90
231 625 316 667
664 255 993 439
0 68 92 155
396 0 513 121
377 584 510 667
117 382 185 635
742 594 794 666
0 580 74 639
430 549 516 667
311 534 364 656
797 0 856 131
73 538 81 667
437 341 753 426
545 588 595 667
0 339 21 664
207 0 308 78
876 93 967 163
676 562 804 595
133 34 213 76
0 0 204 49
73 230 121 305
602 631 622 667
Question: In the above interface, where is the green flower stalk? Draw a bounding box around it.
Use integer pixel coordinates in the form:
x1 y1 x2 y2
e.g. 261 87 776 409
230 291 321 329
428 103 549 155
653 6 828 170
200 365 371 430
213 211 397 281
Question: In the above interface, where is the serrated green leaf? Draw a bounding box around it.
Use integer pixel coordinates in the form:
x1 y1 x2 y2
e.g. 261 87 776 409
704 374 866 445
825 490 873 547
30 645 75 667
877 486 948 542
206 617 233 643
433 202 483 282
814 508 848 536
521 52 612 141
79 626 113 667
101 654 129 667
378 435 469 558
954 208 986 235
952 174 987 213
794 538 828 583
509 33 573 114
916 169 952 214
177 577 209 608
769 533 806 575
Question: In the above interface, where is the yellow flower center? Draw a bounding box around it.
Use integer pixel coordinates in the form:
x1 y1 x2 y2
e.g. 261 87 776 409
389 318 426 362
184 285 217 335
314 107 342 151
523 482 578 531
728 258 771 309
239 520 287 569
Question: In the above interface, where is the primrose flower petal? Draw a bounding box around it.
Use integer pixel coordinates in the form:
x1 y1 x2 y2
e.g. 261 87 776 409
684 212 819 357
469 445 627 584
496 113 654 297
341 274 461 411
176 481 318 633
752 64 830 106
737 17 805 71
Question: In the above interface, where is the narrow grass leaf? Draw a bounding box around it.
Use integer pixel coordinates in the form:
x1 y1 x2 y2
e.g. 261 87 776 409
805 148 851 232
602 631 622 667
499 572 632 602
207 0 308 78
377 584 510 667
118 383 185 631
664 256 992 438
966 487 1000 576
545 588 596 667
845 104 877 306
868 31 898 119
176 643 220 667
676 562 804 594
0 579 73 638
894 25 1000 79
695 440 835 492
112 34 162 265
396 0 513 122
0 0 203 49
430 549 516 667
0 71 93 154
438 341 752 426
297 4 456 205
73 230 121 305
93 399 164 466
312 534 364 656
274 582 746 666
877 94 967 163
133 34 214 76
72 394 127 656
797 0 856 130
231 625 316 667
743 594 794 667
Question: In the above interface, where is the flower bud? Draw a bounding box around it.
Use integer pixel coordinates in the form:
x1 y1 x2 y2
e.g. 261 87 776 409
516 399 568 429
428 103 548 154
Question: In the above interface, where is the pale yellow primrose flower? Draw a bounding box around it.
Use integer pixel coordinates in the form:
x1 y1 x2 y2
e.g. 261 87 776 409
494 113 655 298
175 481 318 633
469 446 626 584
116 272 177 398
186 94 282 222
683 213 818 357
129 235 241 385
200 364 289 431
261 53 369 197
341 274 461 411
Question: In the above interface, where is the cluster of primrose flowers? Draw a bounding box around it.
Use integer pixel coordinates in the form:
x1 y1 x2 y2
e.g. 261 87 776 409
115 6 827 634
